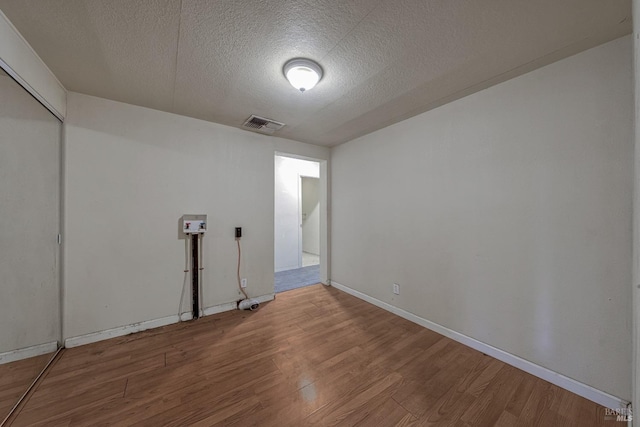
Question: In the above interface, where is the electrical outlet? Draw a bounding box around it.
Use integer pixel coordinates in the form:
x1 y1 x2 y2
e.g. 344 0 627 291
241 278 247 288
393 283 400 295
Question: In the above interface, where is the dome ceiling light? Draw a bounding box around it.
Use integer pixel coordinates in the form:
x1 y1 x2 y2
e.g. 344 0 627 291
283 58 323 93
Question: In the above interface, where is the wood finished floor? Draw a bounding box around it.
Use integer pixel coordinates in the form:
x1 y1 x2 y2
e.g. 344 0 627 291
0 353 53 422
7 284 619 426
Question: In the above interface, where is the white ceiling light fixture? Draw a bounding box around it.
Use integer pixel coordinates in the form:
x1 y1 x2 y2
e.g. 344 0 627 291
283 58 323 93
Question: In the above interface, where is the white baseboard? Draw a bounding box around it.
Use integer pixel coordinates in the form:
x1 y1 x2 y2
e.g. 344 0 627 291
0 341 58 365
64 314 181 348
253 293 276 304
330 281 628 410
203 301 237 316
64 293 275 349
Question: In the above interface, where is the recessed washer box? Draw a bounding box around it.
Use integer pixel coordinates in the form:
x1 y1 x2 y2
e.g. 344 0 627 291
182 214 207 234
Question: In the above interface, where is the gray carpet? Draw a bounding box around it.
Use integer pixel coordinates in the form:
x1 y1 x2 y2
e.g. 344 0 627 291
275 264 320 293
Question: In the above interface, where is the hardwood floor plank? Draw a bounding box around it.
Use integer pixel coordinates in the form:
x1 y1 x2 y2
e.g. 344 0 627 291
415 356 489 425
6 284 619 426
349 396 417 426
303 371 403 426
494 410 518 426
503 372 537 418
0 353 53 421
516 379 559 426
246 370 361 426
12 378 125 427
459 365 524 426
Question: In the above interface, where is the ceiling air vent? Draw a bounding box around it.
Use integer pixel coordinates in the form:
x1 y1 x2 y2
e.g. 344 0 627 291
242 115 285 135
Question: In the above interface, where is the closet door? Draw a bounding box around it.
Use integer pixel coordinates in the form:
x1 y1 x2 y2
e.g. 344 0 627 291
0 67 61 419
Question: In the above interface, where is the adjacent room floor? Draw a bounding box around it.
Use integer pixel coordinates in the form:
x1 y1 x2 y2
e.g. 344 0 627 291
274 252 320 293
5 285 615 426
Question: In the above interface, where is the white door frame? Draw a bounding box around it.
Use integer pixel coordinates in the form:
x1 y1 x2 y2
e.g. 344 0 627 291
297 173 303 268
275 152 329 285
299 174 320 268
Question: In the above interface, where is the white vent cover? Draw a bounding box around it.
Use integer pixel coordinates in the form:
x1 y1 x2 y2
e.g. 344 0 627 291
242 115 285 135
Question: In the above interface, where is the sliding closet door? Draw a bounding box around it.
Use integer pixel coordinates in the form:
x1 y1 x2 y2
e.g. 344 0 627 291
0 67 61 418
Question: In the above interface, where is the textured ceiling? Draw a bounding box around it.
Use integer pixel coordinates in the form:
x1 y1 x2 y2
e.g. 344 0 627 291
0 0 631 146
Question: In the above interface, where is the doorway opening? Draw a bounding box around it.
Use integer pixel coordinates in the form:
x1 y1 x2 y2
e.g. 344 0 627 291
274 154 324 293
301 176 320 267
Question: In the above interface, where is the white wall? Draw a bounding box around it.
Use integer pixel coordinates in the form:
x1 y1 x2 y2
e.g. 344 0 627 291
0 9 66 119
331 36 633 401
63 92 329 340
302 177 320 256
274 156 319 271
0 72 61 353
